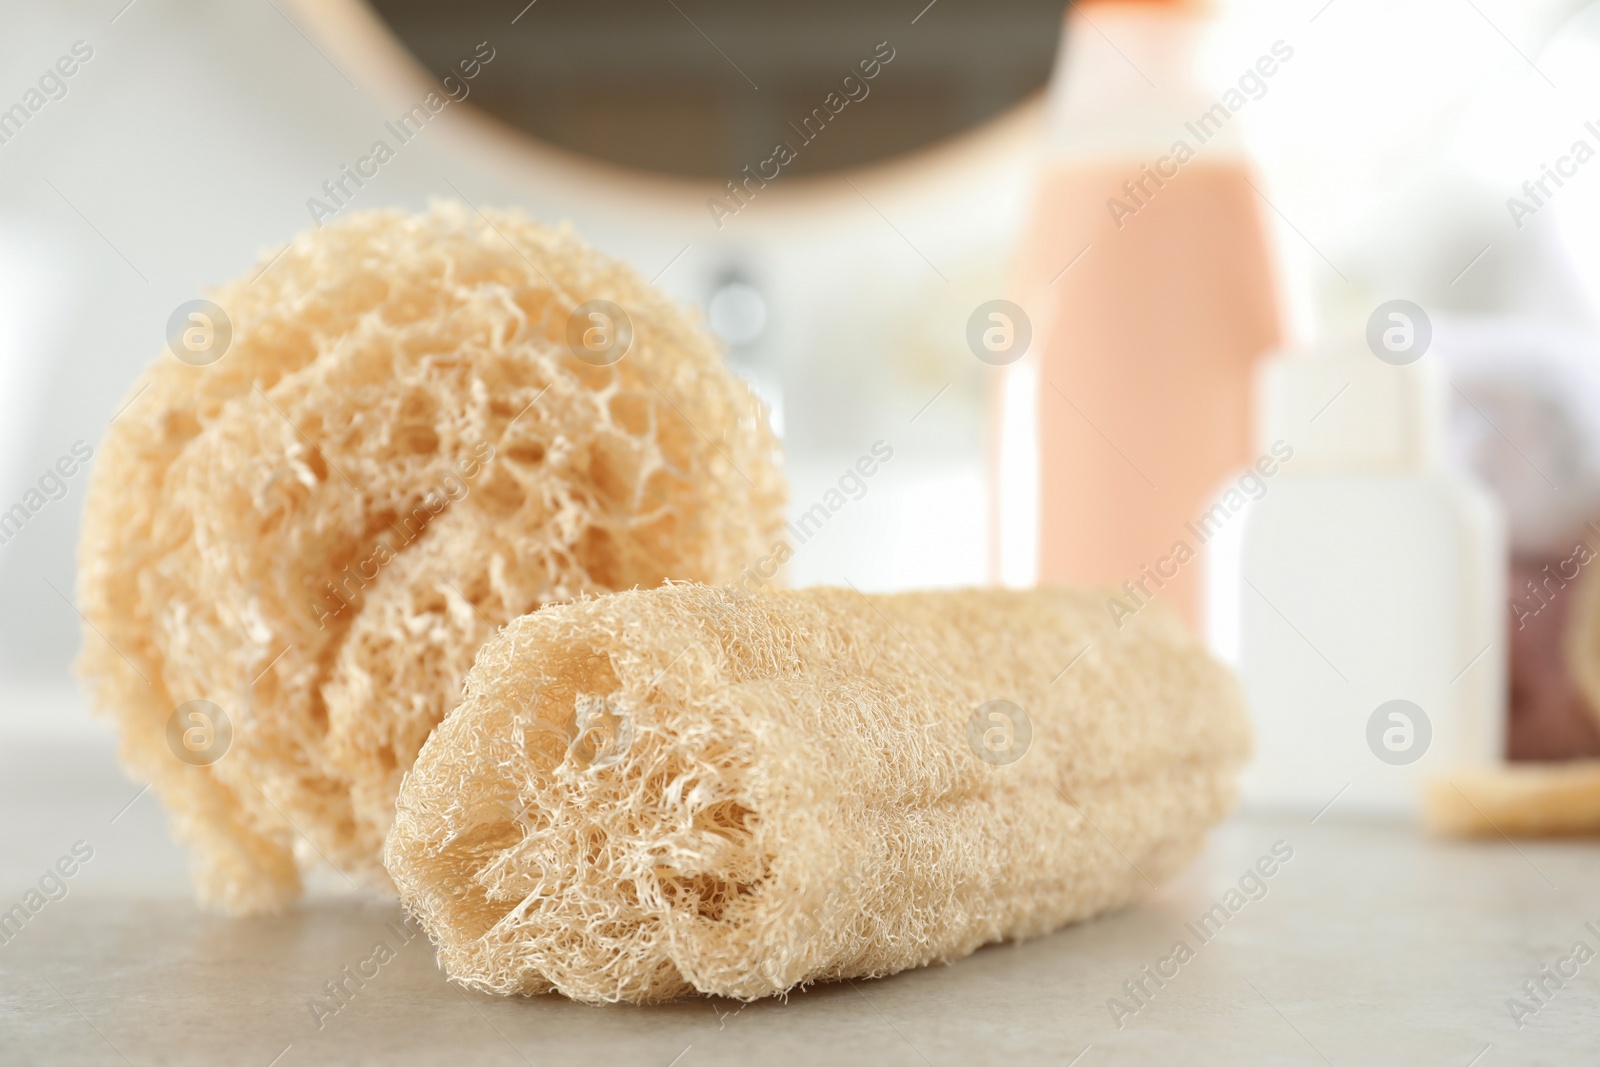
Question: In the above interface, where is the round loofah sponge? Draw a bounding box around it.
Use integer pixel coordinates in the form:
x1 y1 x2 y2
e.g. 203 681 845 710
384 583 1250 1003
76 202 785 915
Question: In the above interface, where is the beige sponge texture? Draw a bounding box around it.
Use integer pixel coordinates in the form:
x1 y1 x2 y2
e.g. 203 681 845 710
385 583 1250 1003
76 203 785 915
1425 762 1600 837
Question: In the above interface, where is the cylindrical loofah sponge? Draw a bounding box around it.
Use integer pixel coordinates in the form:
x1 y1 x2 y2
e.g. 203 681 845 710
76 203 785 915
384 583 1250 1003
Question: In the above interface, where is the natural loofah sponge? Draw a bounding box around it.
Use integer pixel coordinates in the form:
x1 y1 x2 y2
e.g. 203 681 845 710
76 203 785 915
384 583 1249 1003
1424 762 1600 837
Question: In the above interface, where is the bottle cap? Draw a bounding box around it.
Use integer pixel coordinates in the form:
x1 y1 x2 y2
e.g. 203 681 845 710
1075 0 1210 9
1260 342 1446 473
1043 0 1234 160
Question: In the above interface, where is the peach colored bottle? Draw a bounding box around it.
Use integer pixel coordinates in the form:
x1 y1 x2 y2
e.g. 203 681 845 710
992 0 1283 633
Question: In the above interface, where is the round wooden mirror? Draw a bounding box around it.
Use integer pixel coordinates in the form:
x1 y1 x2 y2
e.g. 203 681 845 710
365 0 1062 180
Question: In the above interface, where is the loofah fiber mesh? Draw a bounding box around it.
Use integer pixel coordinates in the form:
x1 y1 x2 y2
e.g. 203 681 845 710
75 203 785 915
1424 762 1600 836
384 583 1250 1003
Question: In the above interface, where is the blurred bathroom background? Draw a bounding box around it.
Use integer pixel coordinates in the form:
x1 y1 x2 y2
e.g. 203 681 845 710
6 0 1600 810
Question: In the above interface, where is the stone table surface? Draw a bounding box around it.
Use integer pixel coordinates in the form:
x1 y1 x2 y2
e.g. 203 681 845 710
2 731 1597 1067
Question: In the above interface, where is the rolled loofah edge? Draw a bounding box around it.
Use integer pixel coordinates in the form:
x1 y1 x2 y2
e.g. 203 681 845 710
76 203 785 914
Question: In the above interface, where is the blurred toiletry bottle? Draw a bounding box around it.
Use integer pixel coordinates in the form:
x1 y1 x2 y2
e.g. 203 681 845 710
992 0 1282 631
1441 324 1600 761
1205 338 1506 813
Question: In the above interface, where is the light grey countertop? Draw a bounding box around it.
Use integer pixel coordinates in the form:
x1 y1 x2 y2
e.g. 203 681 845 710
3 728 1597 1067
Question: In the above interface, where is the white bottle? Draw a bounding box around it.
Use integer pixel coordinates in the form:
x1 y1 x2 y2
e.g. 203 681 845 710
1206 340 1505 814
